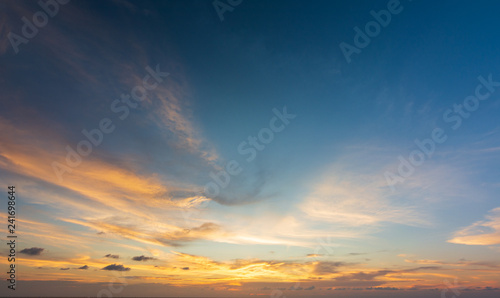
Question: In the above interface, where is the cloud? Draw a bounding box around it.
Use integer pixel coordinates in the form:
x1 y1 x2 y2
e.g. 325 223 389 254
105 254 120 259
405 258 500 268
300 161 429 228
132 255 156 262
367 287 399 290
306 254 323 258
181 267 189 270
60 268 70 270
313 261 347 275
78 265 89 270
149 89 219 164
101 264 131 271
449 207 500 245
64 219 225 248
335 270 393 281
20 247 44 255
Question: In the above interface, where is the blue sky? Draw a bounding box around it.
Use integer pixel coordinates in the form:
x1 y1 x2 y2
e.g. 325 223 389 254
0 0 500 297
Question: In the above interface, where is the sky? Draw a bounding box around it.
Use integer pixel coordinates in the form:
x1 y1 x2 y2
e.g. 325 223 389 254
0 0 500 297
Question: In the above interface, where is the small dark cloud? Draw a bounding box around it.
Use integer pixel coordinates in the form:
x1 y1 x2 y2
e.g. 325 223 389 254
20 247 44 255
101 264 130 271
348 252 366 256
483 287 500 291
336 270 393 281
60 268 70 270
305 286 315 290
367 287 399 290
404 266 441 272
314 261 346 275
78 265 89 270
105 254 119 259
181 267 189 270
132 255 156 261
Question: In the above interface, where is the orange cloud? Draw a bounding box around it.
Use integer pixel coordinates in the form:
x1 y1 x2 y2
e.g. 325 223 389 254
449 207 500 245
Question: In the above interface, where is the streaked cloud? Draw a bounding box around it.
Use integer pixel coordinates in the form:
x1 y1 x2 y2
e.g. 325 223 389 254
300 163 429 227
449 207 500 245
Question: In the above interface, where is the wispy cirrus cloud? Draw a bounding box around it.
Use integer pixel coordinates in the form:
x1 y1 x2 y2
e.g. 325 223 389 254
448 207 500 246
405 258 500 269
0 115 219 242
299 165 429 228
59 218 226 248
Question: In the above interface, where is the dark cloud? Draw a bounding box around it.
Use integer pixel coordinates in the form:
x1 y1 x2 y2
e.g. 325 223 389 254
105 254 119 259
336 270 394 281
305 286 315 290
78 265 89 270
313 261 346 275
467 261 500 268
20 247 44 255
483 287 500 291
404 266 442 272
101 264 130 271
181 267 189 270
60 268 70 270
367 287 399 290
132 255 156 262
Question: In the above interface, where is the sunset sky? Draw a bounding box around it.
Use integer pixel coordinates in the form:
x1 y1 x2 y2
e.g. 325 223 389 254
1 0 500 297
